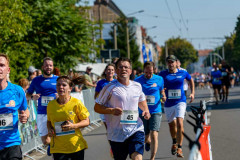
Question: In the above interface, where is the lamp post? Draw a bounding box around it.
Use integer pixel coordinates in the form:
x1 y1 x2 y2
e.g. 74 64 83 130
126 10 144 59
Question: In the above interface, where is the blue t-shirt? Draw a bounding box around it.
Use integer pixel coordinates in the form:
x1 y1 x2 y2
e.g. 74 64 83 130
0 82 27 150
211 70 222 85
95 79 116 93
159 69 191 107
27 75 58 114
135 74 164 114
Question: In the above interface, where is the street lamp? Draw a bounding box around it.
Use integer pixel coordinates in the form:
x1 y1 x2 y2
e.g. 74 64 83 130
126 10 144 59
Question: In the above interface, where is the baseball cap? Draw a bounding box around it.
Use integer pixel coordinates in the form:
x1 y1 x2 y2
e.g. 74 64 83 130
166 55 177 62
69 68 73 72
87 66 92 70
28 66 37 73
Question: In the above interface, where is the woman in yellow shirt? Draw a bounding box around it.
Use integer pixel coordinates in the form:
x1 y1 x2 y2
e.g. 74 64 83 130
47 76 90 160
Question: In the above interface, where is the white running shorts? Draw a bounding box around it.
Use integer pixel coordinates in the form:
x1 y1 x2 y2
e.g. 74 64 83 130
37 114 48 137
164 102 187 123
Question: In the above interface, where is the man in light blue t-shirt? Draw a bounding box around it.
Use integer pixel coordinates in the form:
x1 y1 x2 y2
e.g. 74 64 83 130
27 57 58 146
159 55 195 158
135 61 166 160
0 54 29 159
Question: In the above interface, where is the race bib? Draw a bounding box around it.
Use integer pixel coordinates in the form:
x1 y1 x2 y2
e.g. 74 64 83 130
168 89 181 99
54 120 75 136
213 78 219 83
222 72 227 76
120 110 138 124
0 113 13 130
146 95 155 105
41 96 54 106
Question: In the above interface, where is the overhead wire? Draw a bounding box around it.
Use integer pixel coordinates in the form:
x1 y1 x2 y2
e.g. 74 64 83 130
176 0 189 38
164 0 182 35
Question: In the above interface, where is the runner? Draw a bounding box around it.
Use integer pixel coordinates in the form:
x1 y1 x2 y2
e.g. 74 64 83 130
94 57 151 160
220 60 231 102
94 63 116 157
135 61 166 160
176 59 188 97
211 64 222 105
94 63 116 128
0 54 29 160
47 76 90 160
26 57 58 147
159 55 195 158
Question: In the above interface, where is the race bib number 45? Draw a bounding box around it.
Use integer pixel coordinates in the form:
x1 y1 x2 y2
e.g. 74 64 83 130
120 110 138 124
168 89 181 99
0 113 13 130
41 96 54 106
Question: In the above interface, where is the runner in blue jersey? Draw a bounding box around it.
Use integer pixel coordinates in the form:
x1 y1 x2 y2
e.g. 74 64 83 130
27 57 58 146
211 64 222 105
0 54 29 160
135 61 166 160
94 63 116 158
159 55 195 158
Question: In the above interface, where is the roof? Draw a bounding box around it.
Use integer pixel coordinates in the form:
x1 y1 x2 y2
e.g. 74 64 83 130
198 49 213 57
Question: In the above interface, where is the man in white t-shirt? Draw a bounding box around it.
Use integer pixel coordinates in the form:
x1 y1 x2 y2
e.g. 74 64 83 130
94 57 151 160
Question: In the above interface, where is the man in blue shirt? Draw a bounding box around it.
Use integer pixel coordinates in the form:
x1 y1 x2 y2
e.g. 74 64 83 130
211 64 222 105
135 61 166 160
0 54 29 160
159 55 195 158
27 57 58 146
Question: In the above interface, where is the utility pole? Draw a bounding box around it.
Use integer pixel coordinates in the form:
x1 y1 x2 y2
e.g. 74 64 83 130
126 19 130 59
98 2 104 50
222 45 225 60
165 42 168 58
114 25 117 50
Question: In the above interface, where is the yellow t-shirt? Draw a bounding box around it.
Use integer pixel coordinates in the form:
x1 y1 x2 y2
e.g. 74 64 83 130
47 97 90 153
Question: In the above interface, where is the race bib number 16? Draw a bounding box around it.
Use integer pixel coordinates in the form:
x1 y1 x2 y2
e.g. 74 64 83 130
0 113 13 130
120 110 138 124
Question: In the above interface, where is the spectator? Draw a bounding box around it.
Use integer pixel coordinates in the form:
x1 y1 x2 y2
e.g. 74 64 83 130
28 66 37 82
54 67 61 76
18 78 30 92
83 66 96 89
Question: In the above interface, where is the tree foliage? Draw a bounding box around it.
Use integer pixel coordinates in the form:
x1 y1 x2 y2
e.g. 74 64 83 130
161 37 198 68
0 0 102 83
109 17 142 69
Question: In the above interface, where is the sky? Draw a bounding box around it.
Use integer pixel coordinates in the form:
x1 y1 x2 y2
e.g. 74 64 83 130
84 0 240 50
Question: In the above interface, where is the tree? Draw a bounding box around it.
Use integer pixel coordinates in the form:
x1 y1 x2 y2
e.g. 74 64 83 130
232 15 240 70
0 1 33 82
24 0 102 72
161 37 198 68
109 17 142 69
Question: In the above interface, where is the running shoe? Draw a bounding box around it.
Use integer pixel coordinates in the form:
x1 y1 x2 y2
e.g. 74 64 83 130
110 148 113 158
47 145 51 156
145 143 150 152
171 144 177 155
225 98 229 103
176 148 184 158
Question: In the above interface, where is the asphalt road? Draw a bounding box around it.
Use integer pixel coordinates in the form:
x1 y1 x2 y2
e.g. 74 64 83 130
30 86 240 160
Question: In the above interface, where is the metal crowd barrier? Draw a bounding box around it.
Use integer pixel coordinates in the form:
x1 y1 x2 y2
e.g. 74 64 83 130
20 88 101 159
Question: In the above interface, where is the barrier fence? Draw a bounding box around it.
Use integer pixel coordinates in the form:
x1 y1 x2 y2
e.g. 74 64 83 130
19 88 101 159
186 100 213 160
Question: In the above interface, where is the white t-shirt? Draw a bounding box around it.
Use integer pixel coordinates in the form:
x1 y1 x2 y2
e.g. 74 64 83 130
96 80 145 142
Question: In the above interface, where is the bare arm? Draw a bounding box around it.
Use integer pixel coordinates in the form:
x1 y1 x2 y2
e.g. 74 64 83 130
47 120 55 137
94 103 122 116
61 118 90 131
161 88 166 102
188 78 195 103
18 109 30 124
26 92 41 101
138 100 151 120
94 91 99 99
